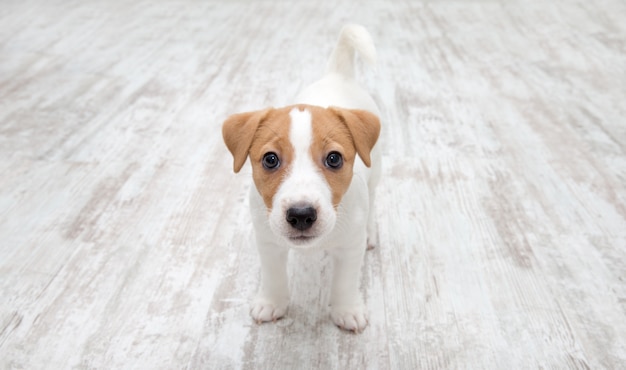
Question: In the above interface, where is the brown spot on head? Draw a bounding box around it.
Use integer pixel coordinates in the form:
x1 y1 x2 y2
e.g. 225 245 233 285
222 107 293 209
304 106 356 206
248 107 295 209
306 105 380 207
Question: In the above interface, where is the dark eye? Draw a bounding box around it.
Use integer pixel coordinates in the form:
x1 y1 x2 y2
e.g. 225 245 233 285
325 152 343 169
262 152 280 170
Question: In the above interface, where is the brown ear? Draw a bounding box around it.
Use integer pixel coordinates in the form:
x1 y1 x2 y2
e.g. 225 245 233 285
329 107 381 167
222 109 271 173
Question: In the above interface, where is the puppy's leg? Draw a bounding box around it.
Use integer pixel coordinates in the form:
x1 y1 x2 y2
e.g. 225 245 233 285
250 241 289 323
329 241 368 332
366 190 377 250
366 159 381 249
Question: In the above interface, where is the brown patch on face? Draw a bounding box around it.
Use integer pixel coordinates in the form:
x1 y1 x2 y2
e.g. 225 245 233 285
306 105 358 207
248 107 295 209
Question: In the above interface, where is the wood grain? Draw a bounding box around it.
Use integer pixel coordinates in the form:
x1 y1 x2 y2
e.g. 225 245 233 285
1 0 625 368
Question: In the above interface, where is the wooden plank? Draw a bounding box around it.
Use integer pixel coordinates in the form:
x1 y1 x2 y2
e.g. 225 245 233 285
0 0 625 368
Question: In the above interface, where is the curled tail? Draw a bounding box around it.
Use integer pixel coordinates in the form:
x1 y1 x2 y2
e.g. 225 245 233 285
326 24 377 79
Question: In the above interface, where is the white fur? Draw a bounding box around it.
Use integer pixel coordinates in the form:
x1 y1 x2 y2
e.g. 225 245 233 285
249 24 381 332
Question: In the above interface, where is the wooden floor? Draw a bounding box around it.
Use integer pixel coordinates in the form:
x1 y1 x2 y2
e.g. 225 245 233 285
1 0 625 368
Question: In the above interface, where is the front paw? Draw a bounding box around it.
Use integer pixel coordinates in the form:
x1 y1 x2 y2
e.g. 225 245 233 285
331 305 369 333
250 298 288 324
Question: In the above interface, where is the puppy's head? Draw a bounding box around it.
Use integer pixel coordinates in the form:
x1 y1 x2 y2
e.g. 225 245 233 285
222 104 380 247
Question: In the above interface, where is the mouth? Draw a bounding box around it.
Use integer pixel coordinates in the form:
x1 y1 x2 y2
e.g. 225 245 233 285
287 234 317 246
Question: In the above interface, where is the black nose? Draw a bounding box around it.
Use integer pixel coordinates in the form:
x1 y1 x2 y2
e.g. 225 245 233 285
286 206 317 231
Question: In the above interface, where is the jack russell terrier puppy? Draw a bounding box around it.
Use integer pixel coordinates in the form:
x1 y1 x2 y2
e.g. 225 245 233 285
222 24 381 333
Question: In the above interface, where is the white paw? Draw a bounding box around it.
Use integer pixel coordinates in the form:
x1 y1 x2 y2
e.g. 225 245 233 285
331 305 369 333
250 298 288 324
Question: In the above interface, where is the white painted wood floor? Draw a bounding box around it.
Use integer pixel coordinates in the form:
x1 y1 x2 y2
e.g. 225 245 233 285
1 0 625 368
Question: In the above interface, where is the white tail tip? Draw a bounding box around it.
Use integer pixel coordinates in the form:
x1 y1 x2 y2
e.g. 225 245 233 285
326 24 377 78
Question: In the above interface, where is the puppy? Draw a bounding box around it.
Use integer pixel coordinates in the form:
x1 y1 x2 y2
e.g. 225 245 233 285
222 24 381 333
